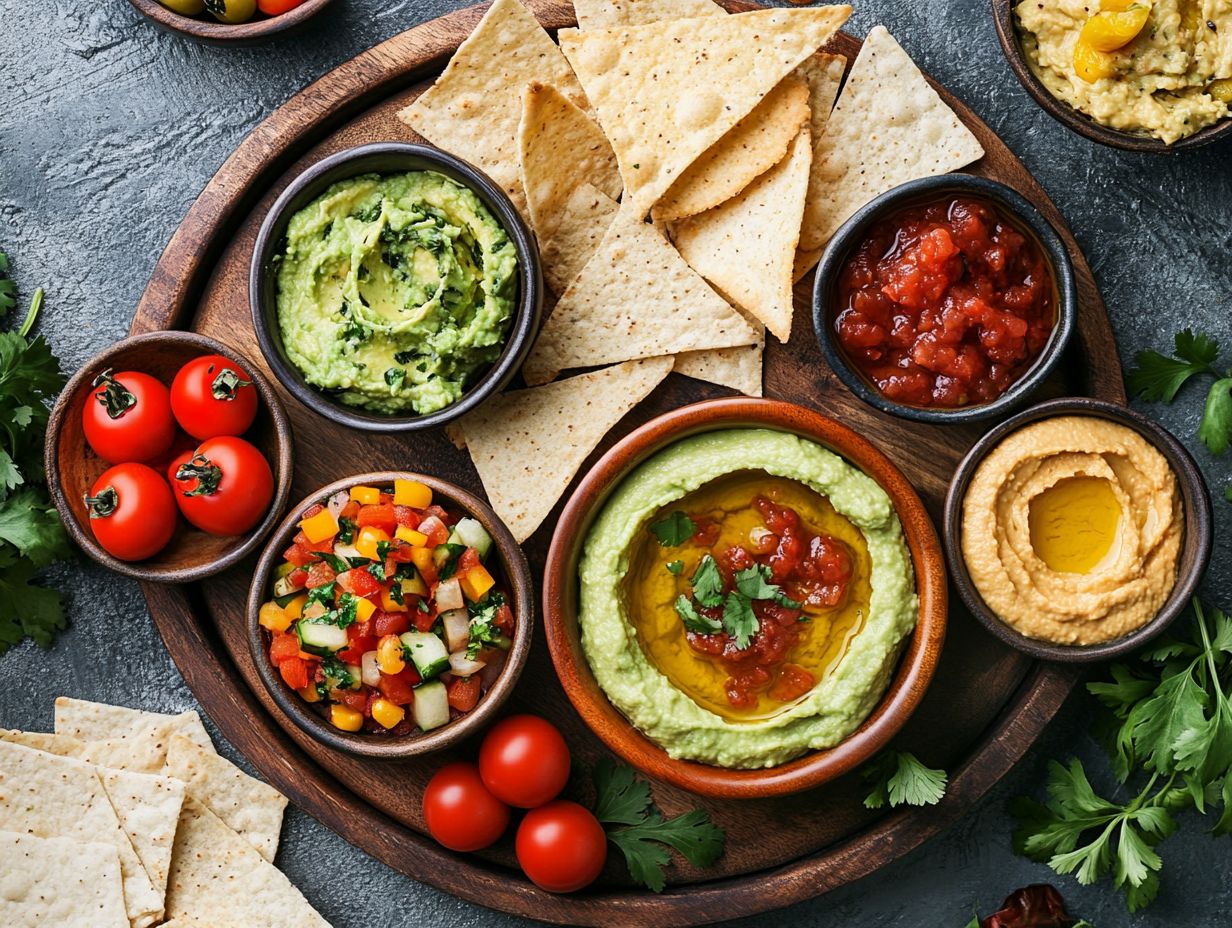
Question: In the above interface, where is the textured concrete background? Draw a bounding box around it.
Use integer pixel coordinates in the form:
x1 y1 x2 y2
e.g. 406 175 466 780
1 1 1229 925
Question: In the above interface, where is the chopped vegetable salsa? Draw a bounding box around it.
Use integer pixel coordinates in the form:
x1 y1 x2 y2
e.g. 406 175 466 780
259 480 514 735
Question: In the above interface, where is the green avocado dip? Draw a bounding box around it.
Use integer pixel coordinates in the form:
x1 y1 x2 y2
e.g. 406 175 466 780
275 171 518 416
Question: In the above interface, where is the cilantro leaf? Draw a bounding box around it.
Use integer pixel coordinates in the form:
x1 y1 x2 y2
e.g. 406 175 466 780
0 251 15 316
862 750 947 809
0 488 71 568
734 563 801 609
0 555 67 651
1199 377 1232 456
649 511 695 547
721 591 758 649
665 560 683 575
674 595 720 634
1126 329 1219 402
466 591 507 658
689 554 724 608
592 758 652 825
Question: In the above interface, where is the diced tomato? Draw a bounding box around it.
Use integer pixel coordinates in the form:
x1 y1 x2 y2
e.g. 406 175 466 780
379 491 394 505
334 688 368 712
279 657 310 690
340 500 360 521
423 504 454 525
418 515 449 547
414 607 438 633
349 620 373 641
446 675 481 712
458 547 481 575
337 566 382 598
768 664 816 702
384 539 416 563
373 611 412 637
376 667 420 705
356 503 397 534
269 632 301 666
292 530 334 555
283 568 308 592
493 602 514 635
283 543 315 567
305 561 336 589
300 503 324 520
394 506 422 529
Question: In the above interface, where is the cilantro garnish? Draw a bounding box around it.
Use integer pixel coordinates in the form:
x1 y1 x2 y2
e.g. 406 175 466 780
689 555 724 608
734 563 801 609
861 750 947 809
592 758 724 892
649 511 695 547
665 560 684 575
466 591 506 659
721 592 758 650
315 552 351 573
674 595 720 634
673 559 803 650
320 655 354 689
305 583 336 609
1127 328 1232 457
337 516 357 545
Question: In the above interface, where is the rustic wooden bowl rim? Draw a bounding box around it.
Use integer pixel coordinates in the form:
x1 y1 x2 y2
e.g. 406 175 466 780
543 397 949 799
245 470 535 759
942 396 1214 662
44 330 293 584
126 0 334 44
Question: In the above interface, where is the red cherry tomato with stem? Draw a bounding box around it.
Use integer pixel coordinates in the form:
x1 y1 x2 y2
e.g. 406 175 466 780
82 369 176 465
479 714 571 808
170 436 273 536
516 800 607 893
84 463 178 561
170 354 259 440
422 762 510 852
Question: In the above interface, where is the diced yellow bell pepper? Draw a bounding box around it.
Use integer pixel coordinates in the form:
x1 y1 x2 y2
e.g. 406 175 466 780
401 572 428 598
282 593 308 622
354 596 377 623
377 634 406 675
299 509 339 544
370 697 405 730
395 526 428 547
1080 4 1150 52
1073 39 1117 82
355 526 391 560
1099 0 1135 10
411 546 435 574
298 684 322 703
350 485 381 505
380 587 409 613
1209 78 1232 104
460 564 496 602
394 479 432 508
259 602 292 633
329 704 364 732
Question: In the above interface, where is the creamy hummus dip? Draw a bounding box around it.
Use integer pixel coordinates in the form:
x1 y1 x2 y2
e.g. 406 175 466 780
578 429 917 769
275 171 517 416
962 416 1182 645
1016 0 1232 143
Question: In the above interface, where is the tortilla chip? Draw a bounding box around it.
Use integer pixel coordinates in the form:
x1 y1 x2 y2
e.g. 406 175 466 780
540 182 619 296
0 741 162 928
165 734 287 865
672 125 812 342
54 698 213 753
673 339 764 396
559 6 852 216
797 51 848 150
522 200 759 383
793 246 824 284
573 0 722 30
457 358 673 541
164 797 329 928
518 82 621 252
397 0 588 214
0 830 128 928
798 25 984 253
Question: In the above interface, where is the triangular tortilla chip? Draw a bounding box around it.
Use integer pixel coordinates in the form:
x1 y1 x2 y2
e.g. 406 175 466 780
458 358 673 541
574 0 721 30
396 0 588 214
522 200 760 383
54 698 213 756
798 25 984 253
671 125 813 342
797 51 848 150
673 339 764 396
518 82 621 252
539 183 619 296
0 831 128 928
559 6 852 216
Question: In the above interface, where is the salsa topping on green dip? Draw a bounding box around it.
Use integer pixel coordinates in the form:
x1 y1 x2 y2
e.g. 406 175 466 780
275 170 518 416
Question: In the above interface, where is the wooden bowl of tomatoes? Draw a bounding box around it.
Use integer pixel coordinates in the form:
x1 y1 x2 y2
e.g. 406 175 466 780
45 330 293 582
126 0 333 46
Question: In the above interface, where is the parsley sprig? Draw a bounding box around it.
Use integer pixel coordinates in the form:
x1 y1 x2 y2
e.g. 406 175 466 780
1127 328 1232 457
592 759 725 892
862 750 948 809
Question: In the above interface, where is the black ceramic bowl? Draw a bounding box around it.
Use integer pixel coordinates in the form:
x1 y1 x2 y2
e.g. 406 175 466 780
812 173 1077 425
943 397 1213 662
250 142 543 433
991 0 1232 153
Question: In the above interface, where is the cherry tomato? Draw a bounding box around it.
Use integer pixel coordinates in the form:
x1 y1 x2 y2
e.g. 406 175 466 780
422 762 510 852
166 448 194 488
84 463 178 561
515 801 607 893
82 369 176 465
170 354 259 440
170 436 273 536
479 715 571 808
258 0 307 13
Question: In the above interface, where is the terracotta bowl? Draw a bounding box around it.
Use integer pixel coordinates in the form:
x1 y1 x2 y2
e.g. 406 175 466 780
246 471 534 758
543 397 948 799
943 397 1213 662
991 0 1232 152
45 331 293 583
127 0 334 45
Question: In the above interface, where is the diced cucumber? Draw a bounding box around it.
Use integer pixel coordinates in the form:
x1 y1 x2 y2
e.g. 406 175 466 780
296 621 348 655
333 542 363 561
411 680 450 732
400 631 449 680
433 542 466 572
448 518 493 560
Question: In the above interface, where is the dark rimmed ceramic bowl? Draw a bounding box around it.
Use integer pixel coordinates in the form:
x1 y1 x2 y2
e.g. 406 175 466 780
813 173 1077 426
991 0 1232 153
45 331 294 583
246 471 534 758
250 142 543 434
542 397 948 799
943 397 1213 662
128 0 334 45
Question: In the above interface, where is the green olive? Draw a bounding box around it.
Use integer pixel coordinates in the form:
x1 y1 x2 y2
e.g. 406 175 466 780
203 0 257 23
158 0 206 14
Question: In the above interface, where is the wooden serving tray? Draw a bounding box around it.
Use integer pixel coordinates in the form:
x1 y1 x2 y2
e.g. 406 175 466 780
130 3 1123 924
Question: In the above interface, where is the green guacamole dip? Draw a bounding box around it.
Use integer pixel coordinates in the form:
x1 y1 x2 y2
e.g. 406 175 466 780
275 171 518 416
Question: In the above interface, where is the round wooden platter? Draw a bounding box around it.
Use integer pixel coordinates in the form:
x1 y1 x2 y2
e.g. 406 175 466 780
130 2 1123 924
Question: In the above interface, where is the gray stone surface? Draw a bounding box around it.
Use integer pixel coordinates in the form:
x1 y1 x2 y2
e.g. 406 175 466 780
0 0 1229 924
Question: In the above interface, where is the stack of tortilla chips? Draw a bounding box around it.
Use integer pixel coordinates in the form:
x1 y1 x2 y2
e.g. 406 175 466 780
0 698 329 928
399 0 984 542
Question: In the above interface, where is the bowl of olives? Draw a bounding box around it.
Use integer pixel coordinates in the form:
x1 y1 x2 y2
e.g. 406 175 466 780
127 0 333 44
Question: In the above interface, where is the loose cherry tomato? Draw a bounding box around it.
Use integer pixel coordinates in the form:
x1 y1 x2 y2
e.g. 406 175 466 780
422 762 510 852
515 800 607 893
479 715 571 808
170 436 273 536
82 369 176 465
84 463 178 561
166 449 194 488
258 0 307 13
170 354 259 440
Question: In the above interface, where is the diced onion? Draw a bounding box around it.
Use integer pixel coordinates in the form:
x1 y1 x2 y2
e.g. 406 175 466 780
435 577 464 612
326 490 350 520
441 609 471 652
360 651 381 687
448 652 485 676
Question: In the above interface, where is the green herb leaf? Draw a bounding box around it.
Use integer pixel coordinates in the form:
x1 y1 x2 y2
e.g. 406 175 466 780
1126 329 1219 402
0 553 67 651
665 560 683 575
1199 378 1232 455
315 552 351 573
721 591 758 649
592 758 653 826
689 555 724 608
861 750 947 809
675 595 721 634
734 563 801 608
649 511 695 547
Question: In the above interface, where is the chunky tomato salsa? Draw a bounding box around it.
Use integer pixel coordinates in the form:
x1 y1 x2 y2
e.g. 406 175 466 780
259 480 514 735
833 195 1056 408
